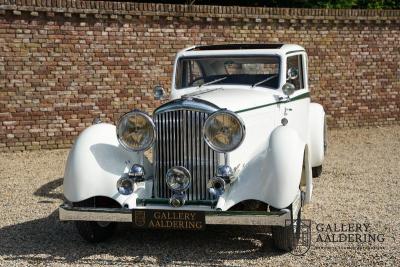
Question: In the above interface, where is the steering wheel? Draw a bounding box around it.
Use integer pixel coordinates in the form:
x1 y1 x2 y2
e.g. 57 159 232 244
188 76 205 86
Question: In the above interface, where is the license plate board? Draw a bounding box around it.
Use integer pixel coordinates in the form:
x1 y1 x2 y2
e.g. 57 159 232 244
132 209 205 230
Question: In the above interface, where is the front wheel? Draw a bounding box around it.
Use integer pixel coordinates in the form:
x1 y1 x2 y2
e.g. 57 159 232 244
75 221 117 243
312 165 323 178
272 207 301 252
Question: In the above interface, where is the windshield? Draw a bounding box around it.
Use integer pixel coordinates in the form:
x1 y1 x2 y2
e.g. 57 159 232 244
175 56 280 89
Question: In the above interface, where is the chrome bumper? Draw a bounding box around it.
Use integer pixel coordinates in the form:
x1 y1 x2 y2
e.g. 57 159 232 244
59 204 292 226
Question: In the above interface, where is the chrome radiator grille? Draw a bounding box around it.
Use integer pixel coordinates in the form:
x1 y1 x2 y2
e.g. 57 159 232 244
154 109 219 200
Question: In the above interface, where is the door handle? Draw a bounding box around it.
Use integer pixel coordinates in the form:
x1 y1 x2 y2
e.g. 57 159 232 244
284 107 293 116
278 96 291 103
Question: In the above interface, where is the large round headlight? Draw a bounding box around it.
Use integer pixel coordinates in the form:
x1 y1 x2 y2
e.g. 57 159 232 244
116 111 155 151
203 110 245 153
166 166 191 192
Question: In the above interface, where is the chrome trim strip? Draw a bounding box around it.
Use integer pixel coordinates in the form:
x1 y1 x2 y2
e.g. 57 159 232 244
205 212 290 226
59 205 291 226
59 206 132 222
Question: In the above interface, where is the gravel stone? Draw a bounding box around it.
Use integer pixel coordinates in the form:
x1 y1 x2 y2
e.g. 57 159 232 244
0 126 399 266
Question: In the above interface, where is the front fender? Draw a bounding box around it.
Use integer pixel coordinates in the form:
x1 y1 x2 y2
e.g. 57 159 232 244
217 125 305 210
63 123 153 204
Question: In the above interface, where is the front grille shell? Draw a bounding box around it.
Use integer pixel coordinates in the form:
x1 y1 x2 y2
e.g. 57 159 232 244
153 100 221 201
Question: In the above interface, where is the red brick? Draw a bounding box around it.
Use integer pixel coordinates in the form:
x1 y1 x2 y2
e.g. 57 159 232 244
0 2 398 151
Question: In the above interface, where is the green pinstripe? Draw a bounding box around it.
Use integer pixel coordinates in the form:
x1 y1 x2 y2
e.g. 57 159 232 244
235 92 310 114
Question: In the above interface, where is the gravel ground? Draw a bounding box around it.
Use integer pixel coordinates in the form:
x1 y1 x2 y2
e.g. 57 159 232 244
0 126 399 266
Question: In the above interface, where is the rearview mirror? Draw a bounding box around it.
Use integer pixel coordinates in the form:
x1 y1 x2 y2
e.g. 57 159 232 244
287 67 299 81
154 85 166 100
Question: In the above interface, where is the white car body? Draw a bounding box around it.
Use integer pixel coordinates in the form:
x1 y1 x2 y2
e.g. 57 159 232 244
60 44 326 247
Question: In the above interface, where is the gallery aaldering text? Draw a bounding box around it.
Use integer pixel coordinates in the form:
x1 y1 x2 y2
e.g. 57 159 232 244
316 223 385 243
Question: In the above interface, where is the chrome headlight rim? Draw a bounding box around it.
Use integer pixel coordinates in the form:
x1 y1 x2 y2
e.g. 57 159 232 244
116 110 156 152
203 109 246 153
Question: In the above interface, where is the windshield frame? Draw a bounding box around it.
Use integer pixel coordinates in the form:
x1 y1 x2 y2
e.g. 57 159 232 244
174 54 282 90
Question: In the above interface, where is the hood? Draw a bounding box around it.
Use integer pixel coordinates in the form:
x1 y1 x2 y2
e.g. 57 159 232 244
171 85 280 113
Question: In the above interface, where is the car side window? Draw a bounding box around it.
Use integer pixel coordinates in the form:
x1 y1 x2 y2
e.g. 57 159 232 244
286 55 304 90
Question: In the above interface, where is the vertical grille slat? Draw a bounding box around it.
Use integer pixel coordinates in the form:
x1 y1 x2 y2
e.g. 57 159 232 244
156 114 160 197
191 111 196 200
203 112 208 200
187 110 192 200
196 112 201 200
154 109 219 201
164 112 168 198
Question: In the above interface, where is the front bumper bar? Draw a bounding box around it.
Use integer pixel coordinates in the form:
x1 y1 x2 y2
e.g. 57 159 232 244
59 204 292 226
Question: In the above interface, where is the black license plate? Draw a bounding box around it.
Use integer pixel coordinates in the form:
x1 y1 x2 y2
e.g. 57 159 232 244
132 209 205 230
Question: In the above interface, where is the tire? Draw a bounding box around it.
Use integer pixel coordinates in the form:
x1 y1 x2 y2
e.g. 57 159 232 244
272 207 301 252
75 221 117 243
312 165 323 178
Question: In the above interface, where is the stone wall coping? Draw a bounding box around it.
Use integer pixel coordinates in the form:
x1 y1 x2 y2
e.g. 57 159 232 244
0 0 399 23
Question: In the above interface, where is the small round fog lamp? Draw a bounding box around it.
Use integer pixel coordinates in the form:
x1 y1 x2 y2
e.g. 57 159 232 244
117 177 134 195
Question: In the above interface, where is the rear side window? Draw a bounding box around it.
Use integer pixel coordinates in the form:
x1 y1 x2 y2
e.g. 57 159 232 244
286 55 304 90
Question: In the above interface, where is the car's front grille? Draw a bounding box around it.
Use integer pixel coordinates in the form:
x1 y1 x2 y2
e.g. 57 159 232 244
154 109 219 200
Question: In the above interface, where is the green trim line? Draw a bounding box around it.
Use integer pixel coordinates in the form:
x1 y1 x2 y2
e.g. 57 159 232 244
136 198 217 207
235 92 310 114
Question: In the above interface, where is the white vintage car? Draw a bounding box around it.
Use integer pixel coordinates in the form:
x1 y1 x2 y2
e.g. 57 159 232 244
59 44 326 251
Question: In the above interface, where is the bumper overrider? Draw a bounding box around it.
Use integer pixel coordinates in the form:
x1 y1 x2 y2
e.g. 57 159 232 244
59 195 301 230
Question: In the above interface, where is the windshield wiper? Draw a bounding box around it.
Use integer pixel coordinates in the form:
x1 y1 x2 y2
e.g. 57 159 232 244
183 88 220 98
199 76 227 87
252 74 278 88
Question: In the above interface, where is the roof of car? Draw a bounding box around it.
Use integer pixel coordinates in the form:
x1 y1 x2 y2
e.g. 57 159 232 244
189 43 285 50
179 44 305 57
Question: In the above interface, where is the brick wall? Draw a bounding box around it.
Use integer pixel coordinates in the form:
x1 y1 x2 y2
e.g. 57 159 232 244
0 1 399 151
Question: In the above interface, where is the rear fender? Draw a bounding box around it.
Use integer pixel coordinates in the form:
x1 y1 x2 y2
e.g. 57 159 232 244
308 103 326 167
